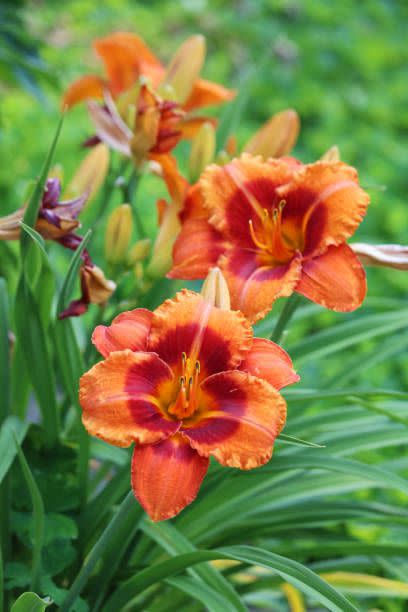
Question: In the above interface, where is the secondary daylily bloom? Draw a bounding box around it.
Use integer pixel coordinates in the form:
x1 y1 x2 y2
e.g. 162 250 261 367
169 154 370 322
351 243 408 271
87 85 185 166
62 32 235 128
79 289 299 521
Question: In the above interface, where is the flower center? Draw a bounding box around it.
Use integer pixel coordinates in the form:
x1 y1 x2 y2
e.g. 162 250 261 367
248 200 296 263
168 352 201 420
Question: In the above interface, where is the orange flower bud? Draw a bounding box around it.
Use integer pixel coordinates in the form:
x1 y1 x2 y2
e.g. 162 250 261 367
351 243 408 271
201 267 231 310
244 109 300 159
189 121 216 181
162 35 206 104
105 204 133 264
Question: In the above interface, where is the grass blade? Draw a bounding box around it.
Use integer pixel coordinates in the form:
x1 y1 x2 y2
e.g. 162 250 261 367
13 435 45 593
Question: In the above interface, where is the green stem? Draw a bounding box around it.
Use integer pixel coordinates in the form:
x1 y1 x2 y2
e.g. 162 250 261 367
271 294 302 344
123 169 145 238
60 491 138 612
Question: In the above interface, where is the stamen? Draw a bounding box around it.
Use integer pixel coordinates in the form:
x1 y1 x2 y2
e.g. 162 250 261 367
249 219 270 250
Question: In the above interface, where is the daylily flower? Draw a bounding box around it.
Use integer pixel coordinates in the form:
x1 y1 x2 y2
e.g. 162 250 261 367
169 154 370 322
351 243 408 271
79 288 299 521
62 32 235 129
87 85 185 166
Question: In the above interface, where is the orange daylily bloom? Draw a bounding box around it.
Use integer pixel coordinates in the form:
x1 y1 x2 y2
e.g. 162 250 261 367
79 289 299 521
62 32 235 134
169 154 370 322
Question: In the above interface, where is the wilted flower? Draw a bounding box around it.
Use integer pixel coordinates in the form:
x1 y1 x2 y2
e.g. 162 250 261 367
351 243 408 271
169 154 370 322
0 177 87 243
59 263 116 319
79 288 299 521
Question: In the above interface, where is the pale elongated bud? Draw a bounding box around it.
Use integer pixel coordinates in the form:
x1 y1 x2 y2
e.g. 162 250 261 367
65 143 110 204
201 267 231 310
189 122 216 181
321 145 340 162
128 238 151 265
162 35 206 104
351 243 408 271
147 202 180 278
244 109 300 159
105 204 133 264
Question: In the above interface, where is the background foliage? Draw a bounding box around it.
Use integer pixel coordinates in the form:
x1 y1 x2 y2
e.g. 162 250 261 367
1 1 408 611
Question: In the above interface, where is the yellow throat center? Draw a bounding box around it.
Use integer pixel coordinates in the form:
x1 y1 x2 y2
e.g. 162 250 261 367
248 200 295 263
168 352 201 420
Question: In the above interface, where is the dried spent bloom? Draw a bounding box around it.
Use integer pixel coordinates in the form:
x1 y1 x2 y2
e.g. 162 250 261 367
351 243 408 271
59 263 116 319
79 289 299 521
0 177 87 243
169 154 370 322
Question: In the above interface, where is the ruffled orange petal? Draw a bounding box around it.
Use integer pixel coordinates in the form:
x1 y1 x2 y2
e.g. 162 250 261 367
94 32 164 95
131 434 209 521
279 161 370 257
92 309 152 357
79 350 178 447
148 289 252 376
296 243 367 311
180 183 206 222
168 218 226 280
183 78 236 112
201 154 294 246
221 248 302 323
240 338 300 390
61 75 106 109
183 371 286 469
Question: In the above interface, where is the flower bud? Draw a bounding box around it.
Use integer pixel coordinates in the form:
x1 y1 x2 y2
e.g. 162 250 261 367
65 143 110 203
321 145 340 162
128 238 151 265
105 204 133 265
189 122 216 182
201 267 231 310
162 35 206 104
214 150 231 166
147 202 180 278
351 243 408 271
244 109 300 159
